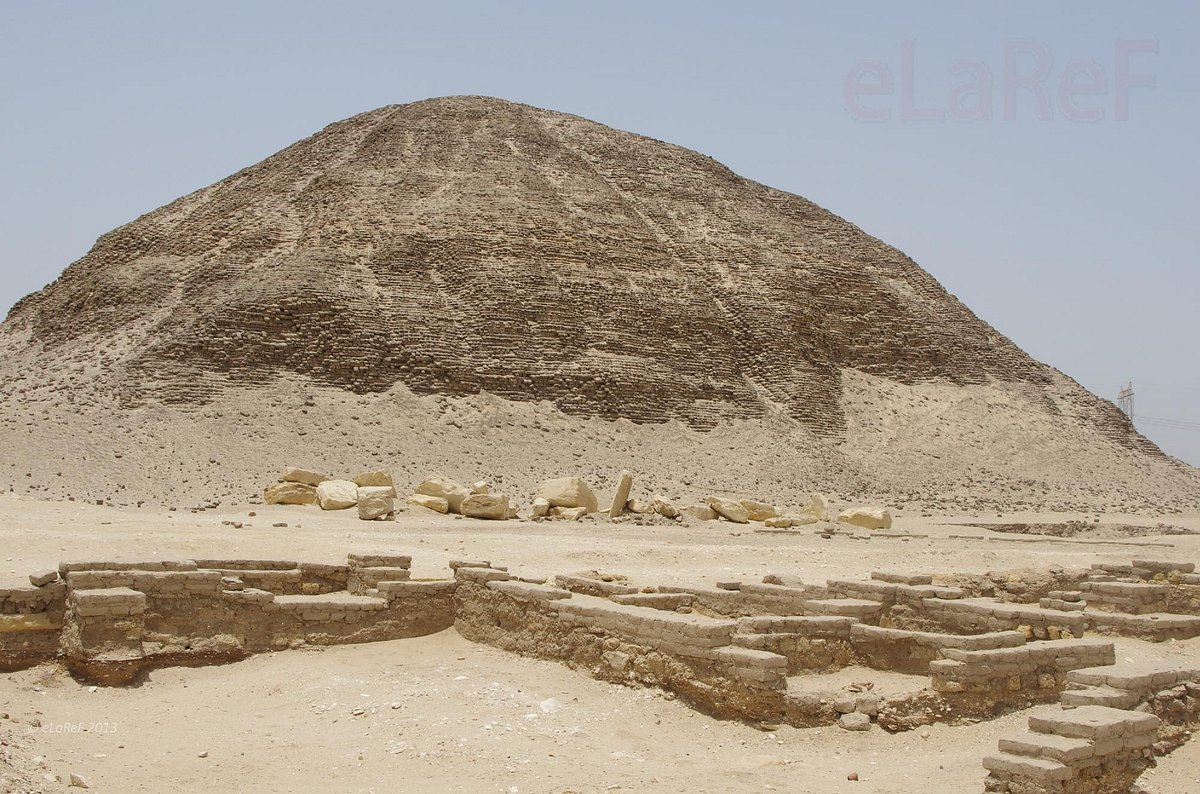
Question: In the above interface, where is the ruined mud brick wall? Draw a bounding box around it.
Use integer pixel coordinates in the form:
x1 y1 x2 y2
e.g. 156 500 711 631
1062 662 1200 742
984 660 1200 793
454 567 790 722
826 576 965 609
51 555 453 682
848 625 1026 675
655 582 884 622
1078 581 1169 614
929 640 1114 705
1091 559 1200 615
458 568 1131 731
346 554 412 594
59 587 147 685
0 579 66 671
731 616 855 673
916 598 1088 639
192 559 349 595
985 706 1161 794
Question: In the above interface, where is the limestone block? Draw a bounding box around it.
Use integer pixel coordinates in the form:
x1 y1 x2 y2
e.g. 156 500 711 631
455 567 512 584
681 504 719 521
651 495 679 519
837 507 892 530
264 481 318 506
348 553 412 568
1028 705 1160 741
608 470 634 518
470 480 490 495
316 480 359 510
739 500 779 521
461 493 510 520
706 497 750 524
838 712 871 731
626 499 655 514
356 486 395 520
353 471 394 488
801 493 829 520
281 467 329 486
29 569 59 587
530 497 550 518
763 516 792 528
407 494 449 513
70 587 146 618
538 477 599 513
415 476 471 513
550 506 588 521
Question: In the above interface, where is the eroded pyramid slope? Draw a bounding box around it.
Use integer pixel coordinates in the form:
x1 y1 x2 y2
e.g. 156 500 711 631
0 96 1193 510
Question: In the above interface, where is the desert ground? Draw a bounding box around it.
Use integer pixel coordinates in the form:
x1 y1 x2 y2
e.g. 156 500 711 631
3 493 1199 793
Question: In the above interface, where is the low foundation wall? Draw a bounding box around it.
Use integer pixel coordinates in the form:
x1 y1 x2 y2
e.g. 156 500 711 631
3 553 456 683
454 569 789 722
0 581 66 671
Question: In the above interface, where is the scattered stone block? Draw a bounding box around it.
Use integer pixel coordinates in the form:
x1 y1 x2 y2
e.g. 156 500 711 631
29 569 59 587
801 493 829 521
739 500 779 521
415 476 472 513
838 712 871 731
837 507 892 530
352 471 393 488
608 470 634 518
681 504 719 521
538 477 599 513
407 494 449 513
470 480 490 495
706 497 750 524
316 480 358 510
626 498 655 514
651 495 679 519
357 486 395 520
530 497 550 518
281 467 329 486
263 481 318 506
461 493 510 520
551 506 588 521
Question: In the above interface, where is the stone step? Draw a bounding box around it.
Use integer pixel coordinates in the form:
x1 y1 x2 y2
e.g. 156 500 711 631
1060 685 1139 709
870 571 933 586
997 732 1094 764
802 598 884 619
1081 581 1169 596
1028 705 1160 740
1067 662 1200 692
273 593 388 611
981 752 1072 785
1039 597 1086 612
1086 611 1200 639
1131 559 1195 574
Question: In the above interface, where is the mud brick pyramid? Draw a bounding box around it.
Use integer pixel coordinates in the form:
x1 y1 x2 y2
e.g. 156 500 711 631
1 96 1196 509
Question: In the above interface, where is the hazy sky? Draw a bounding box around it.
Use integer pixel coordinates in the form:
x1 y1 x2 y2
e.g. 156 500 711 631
1 1 1196 465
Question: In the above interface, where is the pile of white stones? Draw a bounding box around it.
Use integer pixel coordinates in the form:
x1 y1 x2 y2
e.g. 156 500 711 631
263 466 892 528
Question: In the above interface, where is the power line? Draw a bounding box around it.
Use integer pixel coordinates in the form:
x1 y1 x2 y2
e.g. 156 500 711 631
1137 415 1200 433
1117 382 1134 418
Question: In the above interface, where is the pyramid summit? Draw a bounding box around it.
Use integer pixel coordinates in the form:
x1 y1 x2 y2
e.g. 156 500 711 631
1 95 1195 510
